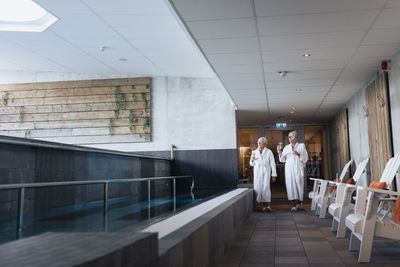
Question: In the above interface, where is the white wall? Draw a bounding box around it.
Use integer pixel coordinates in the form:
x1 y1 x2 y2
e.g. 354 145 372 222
343 51 400 187
96 76 237 151
388 52 400 189
389 51 400 156
345 87 370 186
0 71 237 152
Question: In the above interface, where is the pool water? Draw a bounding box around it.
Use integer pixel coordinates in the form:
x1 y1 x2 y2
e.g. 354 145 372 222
0 189 228 244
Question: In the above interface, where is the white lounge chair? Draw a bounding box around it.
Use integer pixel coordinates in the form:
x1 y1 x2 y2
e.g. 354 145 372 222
328 157 369 237
345 154 400 262
310 159 353 218
309 159 352 211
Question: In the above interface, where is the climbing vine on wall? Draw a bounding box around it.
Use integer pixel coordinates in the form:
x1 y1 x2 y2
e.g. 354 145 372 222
107 85 151 137
2 91 9 106
114 85 127 118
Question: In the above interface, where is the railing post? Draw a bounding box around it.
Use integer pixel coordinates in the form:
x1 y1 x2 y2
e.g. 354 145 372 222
16 187 25 238
103 182 108 215
190 177 195 200
173 178 176 211
148 179 151 219
103 182 109 232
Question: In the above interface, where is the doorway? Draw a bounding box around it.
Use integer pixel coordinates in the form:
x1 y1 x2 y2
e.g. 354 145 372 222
264 129 299 197
237 124 329 200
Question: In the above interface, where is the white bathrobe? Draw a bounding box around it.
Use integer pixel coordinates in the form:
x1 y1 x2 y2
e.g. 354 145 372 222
250 148 277 203
279 143 308 201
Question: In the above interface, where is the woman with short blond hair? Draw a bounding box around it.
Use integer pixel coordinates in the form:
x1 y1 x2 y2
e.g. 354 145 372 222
250 137 277 211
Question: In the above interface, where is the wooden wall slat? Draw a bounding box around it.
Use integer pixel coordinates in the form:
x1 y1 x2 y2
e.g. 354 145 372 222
0 77 151 91
0 77 151 144
8 85 149 98
0 101 148 114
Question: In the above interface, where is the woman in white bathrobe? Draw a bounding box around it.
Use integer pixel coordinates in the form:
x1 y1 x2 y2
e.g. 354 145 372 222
277 131 308 211
250 137 277 212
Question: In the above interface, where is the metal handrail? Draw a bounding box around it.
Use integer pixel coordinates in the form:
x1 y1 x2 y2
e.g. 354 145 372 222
0 176 192 189
0 175 194 238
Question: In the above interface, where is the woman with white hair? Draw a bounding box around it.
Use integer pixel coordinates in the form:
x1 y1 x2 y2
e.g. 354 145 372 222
277 131 308 211
250 137 277 211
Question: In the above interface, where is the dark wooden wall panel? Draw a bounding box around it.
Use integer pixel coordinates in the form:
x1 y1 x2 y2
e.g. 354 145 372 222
366 72 393 182
336 108 351 179
0 138 171 217
172 149 238 190
329 118 337 178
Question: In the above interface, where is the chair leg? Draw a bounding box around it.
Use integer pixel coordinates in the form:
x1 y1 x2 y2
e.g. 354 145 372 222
337 204 351 238
336 216 347 238
349 233 359 251
311 198 316 211
358 232 374 262
315 205 320 216
319 196 328 218
331 218 338 232
357 193 380 263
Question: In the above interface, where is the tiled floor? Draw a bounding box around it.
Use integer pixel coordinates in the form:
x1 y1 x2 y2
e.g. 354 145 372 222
218 202 400 267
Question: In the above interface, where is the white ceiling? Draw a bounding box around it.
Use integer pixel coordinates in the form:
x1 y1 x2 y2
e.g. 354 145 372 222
0 0 213 77
169 0 400 124
1 0 400 125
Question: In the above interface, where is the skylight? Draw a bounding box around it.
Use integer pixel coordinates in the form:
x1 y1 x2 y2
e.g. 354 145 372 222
0 0 58 32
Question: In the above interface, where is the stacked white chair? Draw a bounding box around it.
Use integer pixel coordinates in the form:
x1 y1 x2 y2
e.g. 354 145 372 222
328 157 369 237
345 153 400 262
310 160 353 218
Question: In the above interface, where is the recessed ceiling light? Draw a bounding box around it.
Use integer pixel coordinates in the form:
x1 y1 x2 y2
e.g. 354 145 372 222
303 53 311 57
0 0 58 32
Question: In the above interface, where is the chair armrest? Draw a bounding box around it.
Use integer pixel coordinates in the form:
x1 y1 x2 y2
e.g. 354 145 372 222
344 184 359 195
365 187 400 197
309 178 324 181
378 197 398 201
345 184 358 189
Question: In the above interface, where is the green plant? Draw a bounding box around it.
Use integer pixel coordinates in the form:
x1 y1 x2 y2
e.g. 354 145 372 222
2 91 9 106
108 118 113 135
18 106 24 123
141 92 146 101
114 86 127 118
132 93 136 102
143 117 150 132
129 110 134 133
24 130 30 138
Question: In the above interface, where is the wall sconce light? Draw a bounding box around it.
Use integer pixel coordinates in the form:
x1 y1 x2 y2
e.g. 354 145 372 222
171 144 177 159
362 106 369 117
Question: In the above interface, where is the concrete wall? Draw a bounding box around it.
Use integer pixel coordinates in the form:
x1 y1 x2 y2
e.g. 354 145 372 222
389 52 400 156
0 72 238 190
345 87 370 186
92 76 237 152
335 50 400 187
389 52 400 188
0 72 237 152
